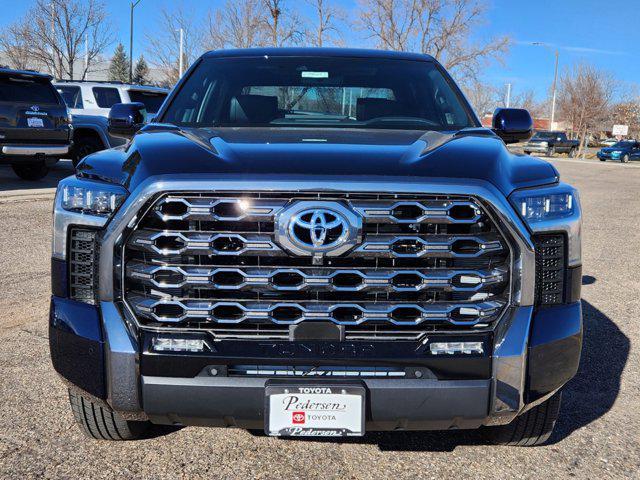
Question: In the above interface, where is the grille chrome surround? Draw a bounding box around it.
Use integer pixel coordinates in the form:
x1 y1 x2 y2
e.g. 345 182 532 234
122 189 514 338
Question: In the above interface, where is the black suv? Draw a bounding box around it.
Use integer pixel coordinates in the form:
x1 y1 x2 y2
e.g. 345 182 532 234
50 48 582 446
0 68 72 180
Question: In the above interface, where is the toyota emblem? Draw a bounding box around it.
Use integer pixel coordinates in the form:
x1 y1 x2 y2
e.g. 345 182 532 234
275 201 362 257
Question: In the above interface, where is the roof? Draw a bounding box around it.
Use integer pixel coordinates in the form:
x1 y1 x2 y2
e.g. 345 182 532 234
53 80 168 92
203 47 435 62
0 67 53 80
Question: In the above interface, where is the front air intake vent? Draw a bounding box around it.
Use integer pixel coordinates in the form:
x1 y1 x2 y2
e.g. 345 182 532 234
69 228 99 304
533 234 566 306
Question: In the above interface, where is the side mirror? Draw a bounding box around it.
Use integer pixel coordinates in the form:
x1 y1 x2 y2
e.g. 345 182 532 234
108 102 146 139
492 108 533 144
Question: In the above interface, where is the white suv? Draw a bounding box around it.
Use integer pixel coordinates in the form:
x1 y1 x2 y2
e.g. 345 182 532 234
53 81 169 117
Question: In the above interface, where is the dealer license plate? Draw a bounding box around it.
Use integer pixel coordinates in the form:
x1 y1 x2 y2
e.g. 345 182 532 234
27 117 44 128
265 384 365 437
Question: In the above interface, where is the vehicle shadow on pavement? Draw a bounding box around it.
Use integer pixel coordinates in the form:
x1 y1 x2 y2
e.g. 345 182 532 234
281 298 628 451
548 298 629 445
0 161 73 192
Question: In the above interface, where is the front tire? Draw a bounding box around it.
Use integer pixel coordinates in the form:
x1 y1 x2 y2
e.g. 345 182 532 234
11 162 49 180
484 391 562 446
621 154 630 163
546 146 555 157
568 148 576 158
68 389 151 441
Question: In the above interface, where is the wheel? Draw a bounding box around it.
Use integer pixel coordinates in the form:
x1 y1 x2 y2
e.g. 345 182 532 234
523 151 531 155
568 148 576 158
11 162 49 180
621 154 629 163
68 389 151 441
599 157 606 162
72 135 104 167
546 146 555 157
484 391 562 446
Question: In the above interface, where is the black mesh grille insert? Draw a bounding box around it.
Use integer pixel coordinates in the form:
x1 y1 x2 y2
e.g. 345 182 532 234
69 228 98 304
533 234 566 306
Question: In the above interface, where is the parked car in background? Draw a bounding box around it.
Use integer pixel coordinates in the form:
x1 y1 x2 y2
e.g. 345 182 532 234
597 140 640 163
54 81 168 118
523 131 579 157
0 68 72 180
67 114 126 167
54 81 167 165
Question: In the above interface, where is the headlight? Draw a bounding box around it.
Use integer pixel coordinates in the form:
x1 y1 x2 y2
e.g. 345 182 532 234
60 177 127 217
510 185 576 224
52 176 128 260
509 182 582 266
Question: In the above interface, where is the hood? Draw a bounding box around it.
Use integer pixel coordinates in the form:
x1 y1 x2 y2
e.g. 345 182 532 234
78 126 558 196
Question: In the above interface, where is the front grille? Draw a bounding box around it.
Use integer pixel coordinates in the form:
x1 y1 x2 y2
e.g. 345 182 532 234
123 192 511 340
228 365 407 378
69 228 99 304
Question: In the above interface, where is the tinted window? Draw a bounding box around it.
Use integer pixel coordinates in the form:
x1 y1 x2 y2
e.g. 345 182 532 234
56 86 84 109
92 87 121 108
0 77 59 104
161 56 476 131
128 90 167 113
533 132 556 139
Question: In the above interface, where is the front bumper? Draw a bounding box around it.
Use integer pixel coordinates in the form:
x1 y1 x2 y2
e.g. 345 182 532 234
50 296 583 431
523 144 549 153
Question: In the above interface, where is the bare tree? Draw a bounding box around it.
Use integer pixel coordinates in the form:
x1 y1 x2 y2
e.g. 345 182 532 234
305 0 344 47
0 25 33 71
611 101 640 139
204 0 267 50
358 0 509 80
0 0 112 79
262 0 304 47
146 8 203 87
557 63 615 155
462 79 497 118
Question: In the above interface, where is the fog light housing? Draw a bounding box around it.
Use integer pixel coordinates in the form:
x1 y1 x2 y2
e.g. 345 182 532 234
152 337 207 352
429 341 484 355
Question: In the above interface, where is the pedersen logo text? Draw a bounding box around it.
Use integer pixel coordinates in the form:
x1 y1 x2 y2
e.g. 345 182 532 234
292 411 306 424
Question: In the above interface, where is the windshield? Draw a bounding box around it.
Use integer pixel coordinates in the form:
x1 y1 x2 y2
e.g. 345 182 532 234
128 90 167 113
612 141 634 148
533 132 556 139
160 56 476 130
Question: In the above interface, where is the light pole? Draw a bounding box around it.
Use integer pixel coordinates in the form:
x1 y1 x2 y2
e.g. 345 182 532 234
129 0 143 83
533 42 559 129
505 83 511 107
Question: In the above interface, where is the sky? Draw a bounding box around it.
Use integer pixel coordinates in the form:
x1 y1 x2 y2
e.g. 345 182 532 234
1 0 639 100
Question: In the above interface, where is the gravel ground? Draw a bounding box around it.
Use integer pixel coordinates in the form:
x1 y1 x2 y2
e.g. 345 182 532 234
0 158 638 479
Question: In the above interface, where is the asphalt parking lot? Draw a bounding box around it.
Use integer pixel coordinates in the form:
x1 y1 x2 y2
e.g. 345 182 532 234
0 157 638 479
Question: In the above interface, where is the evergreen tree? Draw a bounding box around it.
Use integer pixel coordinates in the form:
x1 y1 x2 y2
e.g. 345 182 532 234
108 43 129 82
132 55 150 85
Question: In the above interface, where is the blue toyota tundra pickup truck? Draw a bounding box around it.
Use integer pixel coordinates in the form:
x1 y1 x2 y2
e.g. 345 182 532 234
49 48 582 445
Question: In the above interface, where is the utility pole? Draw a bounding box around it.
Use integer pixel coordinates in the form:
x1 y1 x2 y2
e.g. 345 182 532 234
129 0 143 83
83 34 88 80
550 50 559 129
532 42 560 129
178 28 184 78
505 83 512 108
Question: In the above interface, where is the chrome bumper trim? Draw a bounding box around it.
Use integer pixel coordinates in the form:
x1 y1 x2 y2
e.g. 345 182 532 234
1 144 69 156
